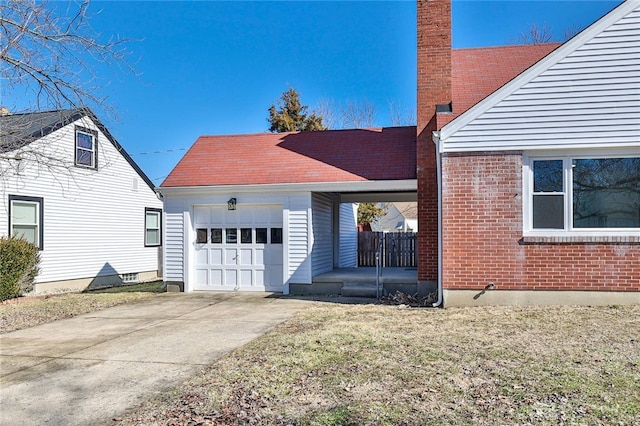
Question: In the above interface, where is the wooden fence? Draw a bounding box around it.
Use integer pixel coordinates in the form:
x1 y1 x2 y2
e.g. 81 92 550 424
357 232 417 267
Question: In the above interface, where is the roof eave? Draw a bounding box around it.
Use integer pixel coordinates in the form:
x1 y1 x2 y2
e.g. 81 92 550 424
157 179 418 197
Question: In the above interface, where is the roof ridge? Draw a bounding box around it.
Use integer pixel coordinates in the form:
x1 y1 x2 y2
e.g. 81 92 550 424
453 43 562 52
197 125 417 139
0 108 83 117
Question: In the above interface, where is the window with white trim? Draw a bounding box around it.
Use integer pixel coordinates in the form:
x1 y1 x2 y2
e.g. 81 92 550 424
526 155 640 233
145 208 162 247
75 126 98 168
9 195 44 250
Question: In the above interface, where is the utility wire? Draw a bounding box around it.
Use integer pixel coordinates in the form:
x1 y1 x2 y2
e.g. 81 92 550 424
132 148 187 156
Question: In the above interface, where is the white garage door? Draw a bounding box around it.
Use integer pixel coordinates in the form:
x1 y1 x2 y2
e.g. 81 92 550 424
192 204 284 292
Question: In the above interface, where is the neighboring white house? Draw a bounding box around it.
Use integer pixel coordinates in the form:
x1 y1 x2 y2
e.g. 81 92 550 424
0 109 163 293
372 202 418 233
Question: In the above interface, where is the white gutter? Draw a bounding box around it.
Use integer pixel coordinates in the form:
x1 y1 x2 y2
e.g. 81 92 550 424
432 130 444 308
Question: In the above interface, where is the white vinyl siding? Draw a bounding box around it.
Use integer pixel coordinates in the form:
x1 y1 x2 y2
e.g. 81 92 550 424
0 117 162 284
287 195 312 284
441 3 640 152
338 203 358 268
311 193 334 276
163 210 185 281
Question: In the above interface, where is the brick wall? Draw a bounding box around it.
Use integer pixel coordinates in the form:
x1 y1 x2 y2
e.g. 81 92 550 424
442 152 640 292
417 0 452 281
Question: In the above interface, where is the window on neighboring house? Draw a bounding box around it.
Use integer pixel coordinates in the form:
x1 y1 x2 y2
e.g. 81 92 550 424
9 195 44 250
145 208 162 246
527 156 640 233
75 126 98 168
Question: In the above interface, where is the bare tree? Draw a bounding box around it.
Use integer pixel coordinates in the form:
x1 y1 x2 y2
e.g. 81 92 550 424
1 0 134 183
388 100 416 127
515 22 586 45
315 97 339 130
518 23 554 45
1 0 133 116
563 24 583 41
341 99 376 128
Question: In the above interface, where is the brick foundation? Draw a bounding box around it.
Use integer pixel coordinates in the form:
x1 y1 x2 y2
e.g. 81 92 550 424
441 152 640 292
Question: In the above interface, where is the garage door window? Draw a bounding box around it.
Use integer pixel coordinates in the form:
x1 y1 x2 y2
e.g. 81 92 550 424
226 228 237 243
271 228 283 244
211 228 222 243
256 228 268 244
241 228 252 244
196 228 207 243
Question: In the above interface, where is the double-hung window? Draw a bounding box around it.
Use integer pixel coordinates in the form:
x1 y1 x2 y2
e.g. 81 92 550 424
9 195 44 250
145 208 162 247
526 155 640 234
75 126 98 169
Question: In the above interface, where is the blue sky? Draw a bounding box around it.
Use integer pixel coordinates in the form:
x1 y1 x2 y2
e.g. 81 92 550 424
75 1 621 184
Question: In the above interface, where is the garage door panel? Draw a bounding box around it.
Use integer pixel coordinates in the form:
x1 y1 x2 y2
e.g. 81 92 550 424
196 269 208 286
225 270 237 286
238 208 254 223
196 249 208 264
192 204 283 292
211 269 223 285
255 270 264 286
255 248 264 264
194 207 209 224
239 249 253 265
210 249 223 265
240 269 252 285
225 249 238 265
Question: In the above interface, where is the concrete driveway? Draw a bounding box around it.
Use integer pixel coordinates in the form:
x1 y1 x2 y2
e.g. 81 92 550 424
0 292 310 425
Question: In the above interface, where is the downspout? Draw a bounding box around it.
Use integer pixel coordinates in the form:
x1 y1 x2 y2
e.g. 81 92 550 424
432 130 444 308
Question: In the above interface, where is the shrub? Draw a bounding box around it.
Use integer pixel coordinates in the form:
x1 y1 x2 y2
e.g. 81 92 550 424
0 236 41 301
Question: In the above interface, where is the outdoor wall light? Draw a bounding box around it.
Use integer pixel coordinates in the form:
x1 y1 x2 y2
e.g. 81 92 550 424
228 198 237 210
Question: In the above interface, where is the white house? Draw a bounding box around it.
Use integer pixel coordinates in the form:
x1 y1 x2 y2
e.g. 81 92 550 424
0 108 163 293
372 202 418 233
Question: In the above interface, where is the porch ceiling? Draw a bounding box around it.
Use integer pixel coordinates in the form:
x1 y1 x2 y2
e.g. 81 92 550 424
340 191 417 203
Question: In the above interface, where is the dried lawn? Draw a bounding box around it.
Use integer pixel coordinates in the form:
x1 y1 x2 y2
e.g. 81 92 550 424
0 281 163 333
119 303 640 426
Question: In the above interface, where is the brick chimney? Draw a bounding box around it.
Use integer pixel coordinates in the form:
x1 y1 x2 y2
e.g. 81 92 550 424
416 0 452 287
417 0 452 135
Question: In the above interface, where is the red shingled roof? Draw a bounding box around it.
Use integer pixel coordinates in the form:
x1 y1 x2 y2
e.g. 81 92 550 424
161 127 417 187
441 43 561 127
162 43 560 188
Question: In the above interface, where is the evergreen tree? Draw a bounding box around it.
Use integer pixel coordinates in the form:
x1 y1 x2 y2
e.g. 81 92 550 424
358 203 388 226
268 87 325 132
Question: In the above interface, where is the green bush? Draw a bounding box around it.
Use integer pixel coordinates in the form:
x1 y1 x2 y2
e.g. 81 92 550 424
0 236 41 301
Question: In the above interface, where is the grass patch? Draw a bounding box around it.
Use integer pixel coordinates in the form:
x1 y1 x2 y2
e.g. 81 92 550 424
119 303 640 425
85 280 165 294
0 281 164 333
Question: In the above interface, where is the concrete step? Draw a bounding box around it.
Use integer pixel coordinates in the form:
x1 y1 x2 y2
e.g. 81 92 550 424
341 284 381 298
